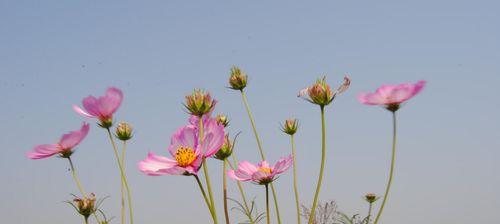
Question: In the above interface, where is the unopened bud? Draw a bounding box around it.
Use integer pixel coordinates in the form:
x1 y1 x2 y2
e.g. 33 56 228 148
115 122 133 141
214 134 233 160
281 119 298 135
184 89 216 117
299 76 351 107
72 193 96 219
229 66 248 90
364 193 379 204
216 114 230 127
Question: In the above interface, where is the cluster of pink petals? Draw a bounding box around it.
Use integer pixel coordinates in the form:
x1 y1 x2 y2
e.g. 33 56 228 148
138 119 225 176
228 155 293 185
358 80 426 106
73 87 123 122
27 123 90 159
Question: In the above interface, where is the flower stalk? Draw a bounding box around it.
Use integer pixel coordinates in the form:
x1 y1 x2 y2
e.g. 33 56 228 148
223 159 230 224
194 175 217 220
265 184 270 224
308 105 327 224
373 112 397 224
290 135 301 224
199 118 219 224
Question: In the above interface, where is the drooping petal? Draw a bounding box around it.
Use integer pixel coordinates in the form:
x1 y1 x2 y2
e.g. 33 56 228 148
201 119 225 157
72 105 96 118
167 125 198 157
97 87 123 118
138 152 179 176
59 123 90 150
272 155 293 175
27 144 61 159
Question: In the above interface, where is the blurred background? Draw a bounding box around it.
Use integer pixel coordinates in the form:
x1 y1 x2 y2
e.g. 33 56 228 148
1 0 499 223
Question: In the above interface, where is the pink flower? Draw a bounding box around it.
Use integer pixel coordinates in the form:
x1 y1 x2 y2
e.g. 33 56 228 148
138 123 225 176
358 80 426 110
228 155 293 185
73 87 123 127
27 123 90 159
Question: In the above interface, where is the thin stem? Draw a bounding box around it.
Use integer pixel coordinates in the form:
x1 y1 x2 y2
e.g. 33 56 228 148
195 175 217 221
308 106 327 224
290 135 301 224
229 155 255 224
265 184 270 224
367 203 373 224
67 158 101 223
373 112 397 224
199 118 219 224
84 217 89 224
120 141 128 224
106 128 134 224
240 90 281 224
223 159 230 224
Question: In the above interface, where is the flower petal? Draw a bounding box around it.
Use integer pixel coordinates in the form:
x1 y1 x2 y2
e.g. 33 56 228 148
201 119 225 157
272 155 293 175
97 87 123 118
138 152 179 176
72 105 95 118
59 123 90 150
167 125 198 157
27 144 61 159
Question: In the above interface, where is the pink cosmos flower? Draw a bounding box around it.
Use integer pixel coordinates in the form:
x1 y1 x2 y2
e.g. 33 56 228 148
73 87 123 126
358 80 426 108
27 123 90 159
228 155 293 185
138 123 224 176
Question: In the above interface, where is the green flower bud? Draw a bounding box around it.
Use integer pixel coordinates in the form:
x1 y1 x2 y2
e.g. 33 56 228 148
229 66 248 90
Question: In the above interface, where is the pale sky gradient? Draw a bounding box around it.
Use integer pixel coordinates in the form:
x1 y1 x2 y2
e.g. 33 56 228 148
1 1 499 223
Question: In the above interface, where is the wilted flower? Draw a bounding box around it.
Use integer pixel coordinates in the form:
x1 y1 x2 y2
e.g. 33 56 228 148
184 89 217 117
27 123 90 159
73 87 123 128
138 122 224 176
364 193 380 204
228 155 293 185
228 66 248 90
299 76 350 106
115 122 133 141
216 114 230 127
214 134 232 160
70 193 97 220
281 119 298 135
358 80 426 112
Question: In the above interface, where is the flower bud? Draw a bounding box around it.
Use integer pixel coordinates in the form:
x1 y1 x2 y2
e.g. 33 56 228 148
364 193 379 204
281 119 298 135
71 193 96 219
184 89 217 117
115 122 133 141
214 134 233 160
298 76 351 107
229 66 248 90
216 114 230 127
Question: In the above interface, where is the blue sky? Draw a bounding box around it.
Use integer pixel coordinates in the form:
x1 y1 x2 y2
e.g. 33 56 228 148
1 1 499 223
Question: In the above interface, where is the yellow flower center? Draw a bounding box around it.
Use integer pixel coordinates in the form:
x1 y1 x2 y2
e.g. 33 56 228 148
175 147 196 167
258 167 272 174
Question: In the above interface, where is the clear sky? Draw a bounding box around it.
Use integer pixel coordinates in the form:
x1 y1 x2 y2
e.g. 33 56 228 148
1 0 499 223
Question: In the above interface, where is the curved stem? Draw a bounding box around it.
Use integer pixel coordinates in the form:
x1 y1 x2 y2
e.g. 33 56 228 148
223 159 230 224
373 112 397 224
120 141 128 224
308 106 326 224
195 175 217 221
106 128 134 224
199 118 219 224
291 135 301 224
229 155 254 224
67 158 101 223
240 90 281 224
265 184 270 224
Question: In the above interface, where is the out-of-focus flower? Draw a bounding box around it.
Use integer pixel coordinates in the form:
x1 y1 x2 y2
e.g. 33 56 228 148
228 66 248 90
298 76 350 106
228 155 293 185
214 134 232 160
184 89 217 117
27 123 90 159
281 119 298 135
115 122 133 141
358 80 426 112
70 193 97 219
138 123 224 176
364 193 380 204
216 114 230 127
73 87 123 128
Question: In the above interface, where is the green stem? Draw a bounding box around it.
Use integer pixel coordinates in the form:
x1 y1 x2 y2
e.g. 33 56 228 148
195 175 217 221
240 90 282 224
67 158 101 224
120 141 127 224
290 135 301 224
199 118 219 224
229 155 254 224
84 217 89 224
265 184 270 224
106 128 134 224
223 159 230 224
373 112 397 224
367 203 373 224
308 106 326 224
